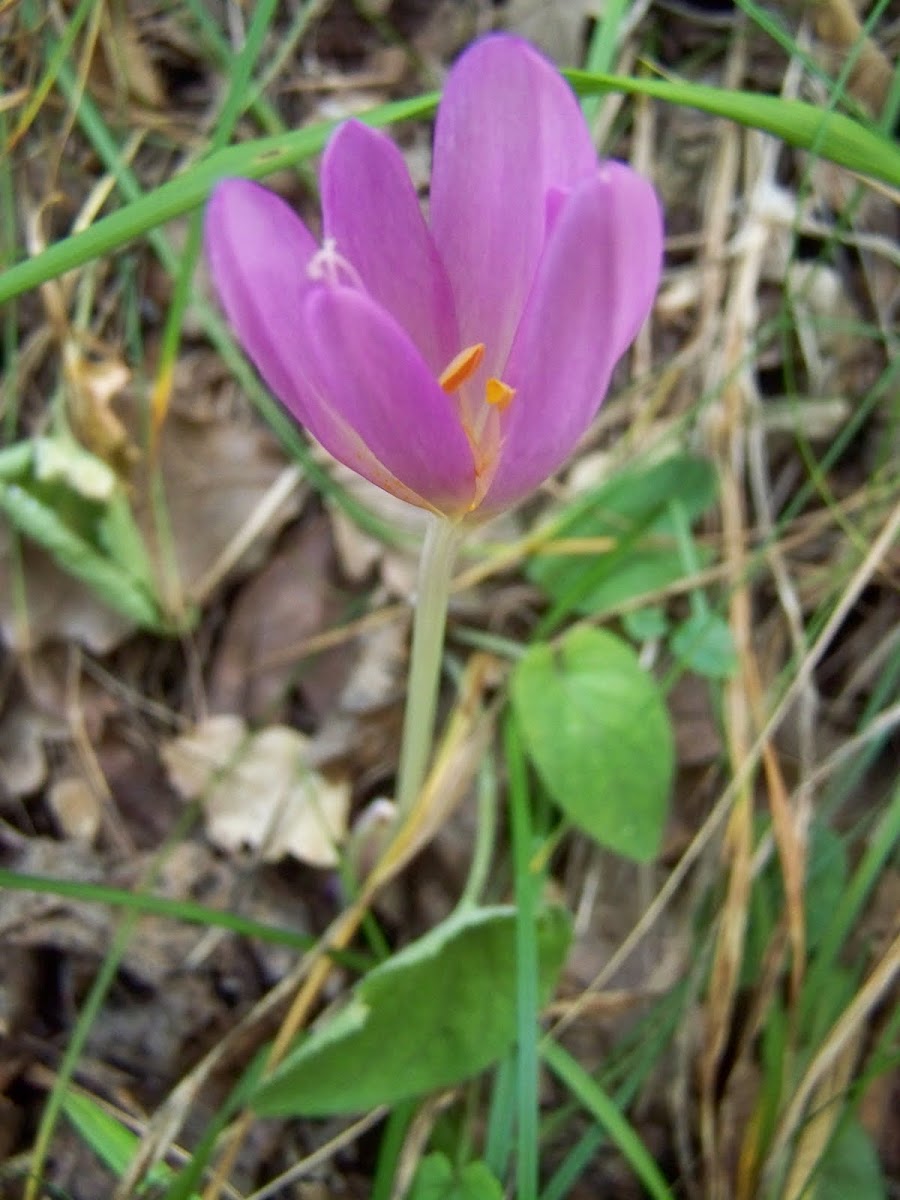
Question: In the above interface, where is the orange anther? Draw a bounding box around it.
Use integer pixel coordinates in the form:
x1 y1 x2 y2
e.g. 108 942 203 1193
439 343 485 392
485 377 516 410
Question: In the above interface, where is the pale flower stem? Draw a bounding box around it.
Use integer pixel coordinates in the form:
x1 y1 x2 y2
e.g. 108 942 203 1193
395 514 461 818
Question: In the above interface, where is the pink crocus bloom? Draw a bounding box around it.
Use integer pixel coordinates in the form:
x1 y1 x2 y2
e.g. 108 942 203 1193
204 35 663 523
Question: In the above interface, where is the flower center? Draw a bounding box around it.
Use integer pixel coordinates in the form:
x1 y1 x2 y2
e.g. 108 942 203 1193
439 342 516 412
439 343 515 509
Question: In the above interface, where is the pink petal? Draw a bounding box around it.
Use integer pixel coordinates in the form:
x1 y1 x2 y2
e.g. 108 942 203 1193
303 285 476 515
478 164 663 516
321 121 459 375
430 35 597 374
204 179 318 423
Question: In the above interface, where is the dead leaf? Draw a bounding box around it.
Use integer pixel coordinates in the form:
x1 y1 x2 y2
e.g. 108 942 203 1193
133 401 304 611
0 695 51 799
47 776 102 845
63 343 134 469
0 521 135 654
161 715 350 866
669 674 723 766
326 459 426 590
97 4 167 108
207 515 353 725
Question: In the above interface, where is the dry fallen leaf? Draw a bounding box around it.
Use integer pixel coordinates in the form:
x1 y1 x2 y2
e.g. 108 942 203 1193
0 389 304 654
63 343 134 469
98 3 167 108
0 698 51 799
207 515 353 725
47 776 103 845
133 401 304 610
0 523 136 655
161 715 350 866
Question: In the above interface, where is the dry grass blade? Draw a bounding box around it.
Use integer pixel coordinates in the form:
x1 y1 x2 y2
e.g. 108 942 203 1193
766 925 900 1189
697 31 758 1197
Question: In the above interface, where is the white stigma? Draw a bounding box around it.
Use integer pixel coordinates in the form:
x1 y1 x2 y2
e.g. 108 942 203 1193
306 237 363 289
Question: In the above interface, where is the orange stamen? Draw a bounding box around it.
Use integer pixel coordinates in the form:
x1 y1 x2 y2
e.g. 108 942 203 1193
439 343 485 392
485 377 516 410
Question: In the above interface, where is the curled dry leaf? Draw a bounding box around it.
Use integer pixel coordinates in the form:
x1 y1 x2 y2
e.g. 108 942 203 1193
161 715 350 867
63 344 134 469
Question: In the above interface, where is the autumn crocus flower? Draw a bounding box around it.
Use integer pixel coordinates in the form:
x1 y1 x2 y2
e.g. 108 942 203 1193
204 35 663 523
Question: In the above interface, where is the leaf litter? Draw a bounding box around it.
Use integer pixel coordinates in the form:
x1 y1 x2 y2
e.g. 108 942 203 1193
0 0 898 1196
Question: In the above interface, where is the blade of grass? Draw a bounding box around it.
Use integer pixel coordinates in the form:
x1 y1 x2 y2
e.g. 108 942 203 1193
150 0 280 431
506 714 541 1200
801 781 900 1042
24 805 198 1200
0 868 368 966
565 70 900 185
0 92 439 304
179 0 285 136
541 982 690 1199
732 0 872 122
580 0 631 123
370 1098 419 1200
6 0 96 150
484 1051 517 1181
3 68 897 309
541 1038 675 1200
145 0 281 616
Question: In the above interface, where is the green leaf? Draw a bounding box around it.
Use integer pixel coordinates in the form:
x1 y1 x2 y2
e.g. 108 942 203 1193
813 1118 886 1200
529 455 718 620
512 627 673 862
62 1092 188 1196
803 824 849 953
0 479 164 629
251 905 571 1117
2 72 895 308
541 1039 675 1200
567 70 900 188
0 93 439 305
408 1154 504 1200
0 438 167 631
623 606 670 643
670 612 737 678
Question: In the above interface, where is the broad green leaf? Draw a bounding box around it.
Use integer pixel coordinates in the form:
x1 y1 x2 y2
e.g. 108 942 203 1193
529 456 717 619
814 1118 886 1200
512 627 673 861
670 612 737 678
251 905 571 1117
408 1153 504 1200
